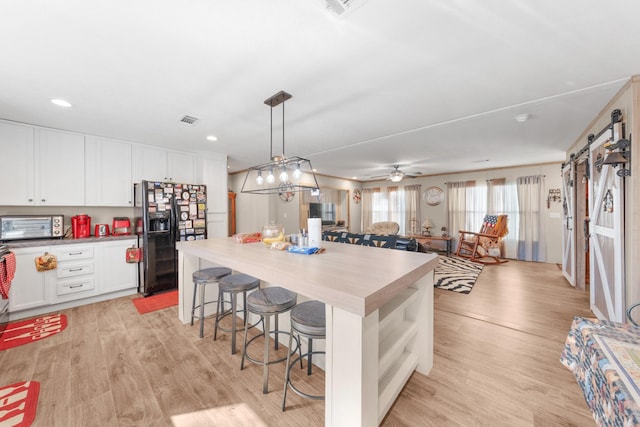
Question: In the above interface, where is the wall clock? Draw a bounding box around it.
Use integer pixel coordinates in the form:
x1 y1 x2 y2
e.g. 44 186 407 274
279 183 295 202
424 186 444 206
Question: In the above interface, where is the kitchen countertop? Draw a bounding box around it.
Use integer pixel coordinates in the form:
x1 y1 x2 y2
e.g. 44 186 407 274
4 234 137 249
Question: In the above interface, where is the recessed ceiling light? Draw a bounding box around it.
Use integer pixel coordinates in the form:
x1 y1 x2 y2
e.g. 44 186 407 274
51 98 72 108
312 169 318 172
515 113 530 122
206 135 218 142
351 176 358 180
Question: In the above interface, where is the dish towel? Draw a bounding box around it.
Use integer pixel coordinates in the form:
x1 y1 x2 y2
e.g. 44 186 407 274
0 252 16 299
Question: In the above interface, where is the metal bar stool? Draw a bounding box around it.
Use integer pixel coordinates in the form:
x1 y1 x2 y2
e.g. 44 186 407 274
282 300 326 411
214 273 261 354
241 286 299 394
190 267 232 338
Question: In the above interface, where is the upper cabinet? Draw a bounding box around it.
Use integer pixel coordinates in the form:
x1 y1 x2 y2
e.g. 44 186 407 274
0 120 221 209
0 123 84 206
37 129 85 206
0 122 35 205
85 136 133 206
133 145 196 184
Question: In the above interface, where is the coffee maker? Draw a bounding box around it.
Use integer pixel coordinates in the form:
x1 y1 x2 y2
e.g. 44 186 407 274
71 214 91 238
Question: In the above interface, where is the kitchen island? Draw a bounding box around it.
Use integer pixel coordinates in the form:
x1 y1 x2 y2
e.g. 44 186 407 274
176 238 438 426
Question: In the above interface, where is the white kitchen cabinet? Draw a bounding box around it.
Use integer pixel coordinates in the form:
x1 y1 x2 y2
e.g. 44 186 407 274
197 154 228 237
50 244 97 303
8 240 139 319
36 129 85 206
133 145 196 183
168 150 196 183
85 135 133 206
95 239 137 294
9 246 51 312
0 121 36 205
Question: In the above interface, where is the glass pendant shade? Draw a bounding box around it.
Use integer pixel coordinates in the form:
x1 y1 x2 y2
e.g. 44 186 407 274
293 164 302 179
266 169 275 184
279 167 288 182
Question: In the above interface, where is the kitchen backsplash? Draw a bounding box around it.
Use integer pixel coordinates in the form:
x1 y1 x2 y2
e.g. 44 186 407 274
0 206 135 235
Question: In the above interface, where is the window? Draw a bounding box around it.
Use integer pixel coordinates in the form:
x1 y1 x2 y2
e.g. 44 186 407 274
364 185 421 235
447 175 545 261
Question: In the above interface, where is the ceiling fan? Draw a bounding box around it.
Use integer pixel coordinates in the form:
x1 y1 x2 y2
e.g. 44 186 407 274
370 165 422 182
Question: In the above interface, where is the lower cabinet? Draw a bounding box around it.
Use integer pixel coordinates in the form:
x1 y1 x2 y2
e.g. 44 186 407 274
9 246 50 312
8 239 138 319
95 239 138 293
50 244 98 303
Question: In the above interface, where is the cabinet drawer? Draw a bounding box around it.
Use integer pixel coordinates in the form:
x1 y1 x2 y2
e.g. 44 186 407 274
55 246 94 261
56 277 95 296
57 261 94 278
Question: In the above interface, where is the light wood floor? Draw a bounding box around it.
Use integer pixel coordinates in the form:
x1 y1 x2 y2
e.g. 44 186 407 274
0 260 596 426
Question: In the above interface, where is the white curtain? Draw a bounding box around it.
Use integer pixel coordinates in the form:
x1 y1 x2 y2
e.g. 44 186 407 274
361 188 378 232
404 184 421 235
447 181 473 244
447 181 488 233
516 175 545 261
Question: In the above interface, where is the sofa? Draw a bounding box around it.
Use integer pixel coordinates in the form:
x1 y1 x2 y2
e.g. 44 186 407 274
323 231 417 251
364 221 400 235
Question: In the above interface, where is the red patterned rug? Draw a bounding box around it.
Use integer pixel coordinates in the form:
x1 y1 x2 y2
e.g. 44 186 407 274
0 314 67 351
0 381 40 426
132 290 178 314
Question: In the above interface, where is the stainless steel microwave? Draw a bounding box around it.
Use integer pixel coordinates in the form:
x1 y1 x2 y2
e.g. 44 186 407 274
0 215 64 241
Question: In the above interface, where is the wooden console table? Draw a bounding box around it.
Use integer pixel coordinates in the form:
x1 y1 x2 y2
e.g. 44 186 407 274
405 235 453 255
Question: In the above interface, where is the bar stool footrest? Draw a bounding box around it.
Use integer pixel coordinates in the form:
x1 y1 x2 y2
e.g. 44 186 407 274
215 308 261 334
285 350 326 401
243 330 300 367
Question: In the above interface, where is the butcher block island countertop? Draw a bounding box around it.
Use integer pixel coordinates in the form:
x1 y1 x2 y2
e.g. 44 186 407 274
176 238 438 427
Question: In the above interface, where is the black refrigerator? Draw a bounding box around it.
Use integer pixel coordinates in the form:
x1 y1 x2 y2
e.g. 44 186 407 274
134 181 207 296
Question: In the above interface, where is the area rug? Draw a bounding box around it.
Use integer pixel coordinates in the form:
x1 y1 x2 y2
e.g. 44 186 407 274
434 256 484 294
132 290 178 314
0 314 67 351
0 380 40 426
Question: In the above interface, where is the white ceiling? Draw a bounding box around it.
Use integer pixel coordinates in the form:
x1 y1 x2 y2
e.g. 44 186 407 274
2 0 640 181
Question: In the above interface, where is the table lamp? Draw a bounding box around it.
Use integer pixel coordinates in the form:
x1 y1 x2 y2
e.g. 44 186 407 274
422 218 433 236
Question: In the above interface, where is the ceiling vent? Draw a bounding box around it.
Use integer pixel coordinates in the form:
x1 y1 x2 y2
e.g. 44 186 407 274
323 0 368 15
180 115 199 125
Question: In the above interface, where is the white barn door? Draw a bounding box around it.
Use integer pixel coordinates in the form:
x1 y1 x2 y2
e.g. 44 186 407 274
561 162 576 286
589 124 625 322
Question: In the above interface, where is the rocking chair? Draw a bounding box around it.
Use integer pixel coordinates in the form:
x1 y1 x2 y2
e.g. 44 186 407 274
455 214 509 264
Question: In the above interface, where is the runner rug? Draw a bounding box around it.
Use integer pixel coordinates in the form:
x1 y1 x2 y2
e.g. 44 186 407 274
0 380 40 426
132 290 178 314
434 256 484 294
0 314 67 351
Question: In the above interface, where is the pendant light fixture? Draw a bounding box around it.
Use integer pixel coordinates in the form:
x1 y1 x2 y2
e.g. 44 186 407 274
241 91 320 195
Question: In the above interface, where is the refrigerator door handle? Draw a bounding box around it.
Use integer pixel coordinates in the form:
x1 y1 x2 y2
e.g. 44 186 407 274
170 196 179 242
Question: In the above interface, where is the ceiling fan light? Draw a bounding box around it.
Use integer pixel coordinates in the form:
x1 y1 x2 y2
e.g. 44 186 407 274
389 169 404 182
